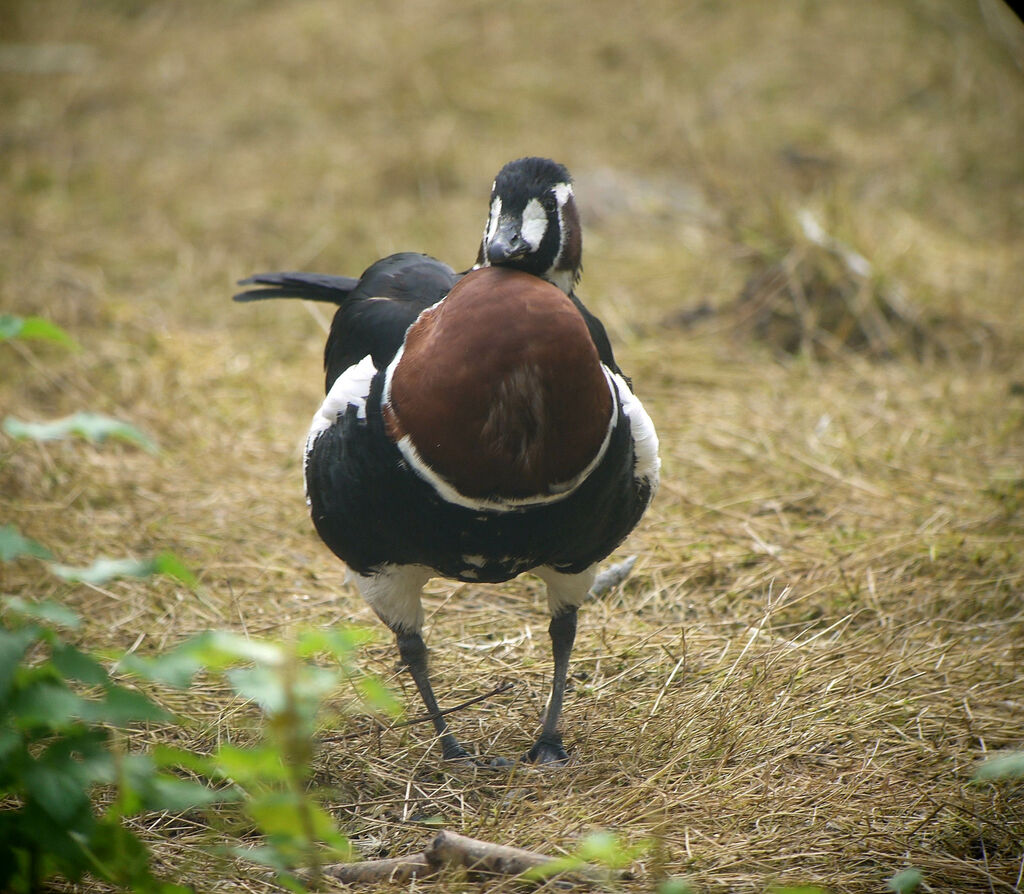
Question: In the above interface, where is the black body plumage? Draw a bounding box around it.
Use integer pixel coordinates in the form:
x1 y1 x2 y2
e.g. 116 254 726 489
306 372 652 583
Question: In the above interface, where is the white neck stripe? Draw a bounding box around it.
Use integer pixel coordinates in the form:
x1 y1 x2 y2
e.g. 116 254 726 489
382 360 620 512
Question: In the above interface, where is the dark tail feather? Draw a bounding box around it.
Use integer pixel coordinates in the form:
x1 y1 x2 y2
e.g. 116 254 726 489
233 272 361 304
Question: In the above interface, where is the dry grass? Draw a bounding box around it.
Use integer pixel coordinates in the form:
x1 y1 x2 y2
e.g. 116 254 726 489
2 0 1023 891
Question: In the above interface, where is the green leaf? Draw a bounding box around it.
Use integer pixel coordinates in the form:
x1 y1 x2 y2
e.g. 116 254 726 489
51 641 110 686
0 314 21 340
145 775 228 812
227 666 288 714
228 843 292 872
246 790 350 854
521 853 585 881
245 790 307 840
291 663 343 706
45 727 115 785
11 680 92 730
0 726 22 763
22 758 93 824
356 675 401 716
525 830 650 881
17 317 78 348
119 649 204 689
294 626 374 660
205 742 290 784
53 552 199 589
2 597 80 629
3 412 157 453
50 556 158 585
973 751 1024 781
0 314 78 348
15 678 168 728
151 744 217 775
179 630 285 670
0 524 53 561
86 820 161 889
0 626 42 701
577 830 649 869
227 661 341 722
414 814 445 826
887 868 922 893
119 754 229 813
81 684 172 725
658 880 695 894
153 551 199 588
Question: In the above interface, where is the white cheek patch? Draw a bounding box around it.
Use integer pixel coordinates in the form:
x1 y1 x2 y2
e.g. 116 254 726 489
520 197 548 250
552 182 574 207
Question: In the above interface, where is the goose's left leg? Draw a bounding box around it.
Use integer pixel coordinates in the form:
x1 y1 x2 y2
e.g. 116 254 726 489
526 564 597 764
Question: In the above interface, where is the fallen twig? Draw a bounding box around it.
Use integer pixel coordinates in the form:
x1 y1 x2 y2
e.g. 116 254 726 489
426 829 562 876
319 853 433 884
397 681 516 728
320 680 516 743
318 830 624 886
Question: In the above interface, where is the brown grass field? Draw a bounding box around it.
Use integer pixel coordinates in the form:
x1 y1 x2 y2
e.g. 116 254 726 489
2 0 1023 891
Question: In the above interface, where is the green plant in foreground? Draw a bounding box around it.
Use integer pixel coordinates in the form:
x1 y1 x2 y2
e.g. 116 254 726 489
1 595 398 893
3 311 155 453
886 867 923 893
972 751 1024 782
4 313 387 891
0 313 79 350
522 829 653 882
658 878 696 894
3 523 199 591
3 412 159 453
124 627 400 890
0 598 218 893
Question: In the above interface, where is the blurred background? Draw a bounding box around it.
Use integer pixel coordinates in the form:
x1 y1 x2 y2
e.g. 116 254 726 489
3 0 1021 338
2 1 1023 890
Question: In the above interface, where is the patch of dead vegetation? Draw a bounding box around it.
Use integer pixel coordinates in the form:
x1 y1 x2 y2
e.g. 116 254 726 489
660 206 1010 365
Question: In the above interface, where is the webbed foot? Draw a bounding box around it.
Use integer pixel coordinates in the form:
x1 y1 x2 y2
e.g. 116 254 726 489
525 733 570 765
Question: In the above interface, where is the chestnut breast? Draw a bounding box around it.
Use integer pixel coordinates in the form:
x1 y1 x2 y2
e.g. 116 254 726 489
384 267 614 501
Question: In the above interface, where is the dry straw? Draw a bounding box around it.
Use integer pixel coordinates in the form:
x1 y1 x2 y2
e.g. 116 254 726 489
2 1 1022 891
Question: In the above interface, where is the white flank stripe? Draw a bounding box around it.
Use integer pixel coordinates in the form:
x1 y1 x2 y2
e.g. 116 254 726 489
304 354 377 487
610 371 661 493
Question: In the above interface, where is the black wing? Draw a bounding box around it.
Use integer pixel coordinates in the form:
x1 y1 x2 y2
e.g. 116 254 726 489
323 253 459 391
568 293 630 387
235 252 459 393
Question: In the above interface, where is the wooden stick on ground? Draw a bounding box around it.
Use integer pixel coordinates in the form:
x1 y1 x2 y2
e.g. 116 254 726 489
318 830 623 886
319 853 434 884
425 830 559 877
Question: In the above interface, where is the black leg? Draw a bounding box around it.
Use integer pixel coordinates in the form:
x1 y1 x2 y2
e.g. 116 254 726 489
395 631 469 761
526 607 577 764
